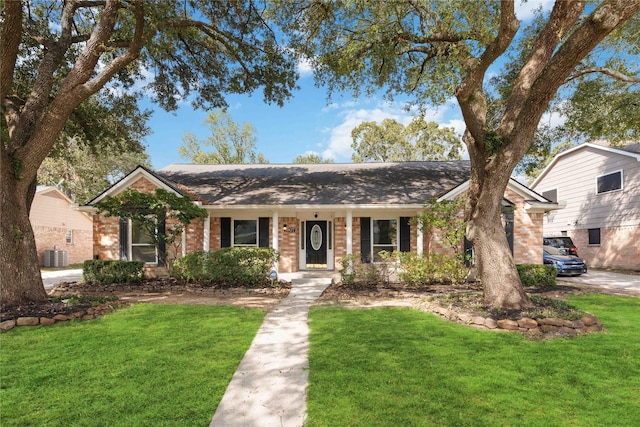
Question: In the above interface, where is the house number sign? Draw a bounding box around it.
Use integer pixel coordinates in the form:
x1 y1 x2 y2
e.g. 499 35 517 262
310 224 322 250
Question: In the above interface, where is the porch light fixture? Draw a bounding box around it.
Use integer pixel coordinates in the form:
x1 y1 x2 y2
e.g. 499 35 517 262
283 224 287 232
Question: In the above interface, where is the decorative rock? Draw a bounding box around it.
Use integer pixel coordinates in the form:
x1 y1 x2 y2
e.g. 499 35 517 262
82 314 95 321
559 326 578 336
518 318 538 329
581 315 599 327
586 324 603 333
540 324 558 333
497 319 519 330
458 313 472 324
484 318 498 329
53 314 71 321
39 317 56 326
72 311 86 319
1 319 16 331
472 316 486 326
537 317 565 327
526 327 543 338
16 317 39 326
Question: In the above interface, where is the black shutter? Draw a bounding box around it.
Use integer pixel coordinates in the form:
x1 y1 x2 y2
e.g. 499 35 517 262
221 217 231 248
119 217 129 260
399 217 411 252
360 217 371 263
259 217 270 247
157 214 166 266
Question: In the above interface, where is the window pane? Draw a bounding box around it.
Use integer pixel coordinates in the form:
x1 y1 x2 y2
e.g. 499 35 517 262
131 245 156 263
373 219 397 244
234 220 257 245
597 171 622 194
588 228 601 245
372 219 397 261
132 220 154 244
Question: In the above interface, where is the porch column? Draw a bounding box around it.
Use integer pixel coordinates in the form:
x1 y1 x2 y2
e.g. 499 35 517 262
272 211 279 271
416 214 423 256
181 229 187 257
203 214 210 251
346 210 353 256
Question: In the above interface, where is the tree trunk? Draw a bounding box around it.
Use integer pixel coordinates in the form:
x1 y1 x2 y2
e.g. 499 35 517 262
465 147 532 310
1 166 48 306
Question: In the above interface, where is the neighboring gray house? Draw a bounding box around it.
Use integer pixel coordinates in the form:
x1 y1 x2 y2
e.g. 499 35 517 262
531 142 640 271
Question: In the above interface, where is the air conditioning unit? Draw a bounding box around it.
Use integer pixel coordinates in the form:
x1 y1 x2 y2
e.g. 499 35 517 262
44 249 69 267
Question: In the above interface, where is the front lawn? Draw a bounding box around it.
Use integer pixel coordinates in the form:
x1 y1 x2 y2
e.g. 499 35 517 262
307 294 640 426
0 304 264 427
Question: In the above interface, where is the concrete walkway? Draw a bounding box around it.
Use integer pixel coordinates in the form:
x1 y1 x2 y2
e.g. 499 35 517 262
210 278 331 427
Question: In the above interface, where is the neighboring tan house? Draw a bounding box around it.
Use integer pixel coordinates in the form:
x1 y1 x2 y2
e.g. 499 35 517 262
31 186 93 266
85 162 558 274
531 142 640 271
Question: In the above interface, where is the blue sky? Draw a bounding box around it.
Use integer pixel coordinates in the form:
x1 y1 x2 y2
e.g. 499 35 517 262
142 1 554 170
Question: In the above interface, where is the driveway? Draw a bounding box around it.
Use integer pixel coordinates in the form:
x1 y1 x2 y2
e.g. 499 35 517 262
558 270 640 296
41 269 83 290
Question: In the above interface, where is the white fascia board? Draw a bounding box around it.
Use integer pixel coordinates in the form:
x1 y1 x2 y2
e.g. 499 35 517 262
89 167 181 205
525 201 562 212
532 142 640 188
437 181 469 201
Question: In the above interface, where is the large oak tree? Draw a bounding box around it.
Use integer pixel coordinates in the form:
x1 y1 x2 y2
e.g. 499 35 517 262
276 0 640 308
1 0 297 306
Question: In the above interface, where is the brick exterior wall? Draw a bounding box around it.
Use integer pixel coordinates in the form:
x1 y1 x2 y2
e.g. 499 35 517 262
569 225 640 271
34 226 93 265
93 214 120 261
278 217 298 272
505 188 544 265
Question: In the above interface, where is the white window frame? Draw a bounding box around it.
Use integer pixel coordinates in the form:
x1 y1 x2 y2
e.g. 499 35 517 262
65 229 73 245
596 169 623 195
232 218 259 247
129 218 158 264
371 218 398 262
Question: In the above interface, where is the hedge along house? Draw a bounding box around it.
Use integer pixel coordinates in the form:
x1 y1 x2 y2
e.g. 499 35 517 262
84 162 558 275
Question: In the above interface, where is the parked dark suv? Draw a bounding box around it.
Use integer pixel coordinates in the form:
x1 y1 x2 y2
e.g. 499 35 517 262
543 236 579 256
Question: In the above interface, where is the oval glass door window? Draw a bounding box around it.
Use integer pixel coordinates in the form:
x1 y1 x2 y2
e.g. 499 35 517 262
310 224 322 250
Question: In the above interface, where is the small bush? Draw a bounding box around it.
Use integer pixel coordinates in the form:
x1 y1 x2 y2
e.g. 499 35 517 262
517 264 557 287
338 254 389 286
83 260 144 284
395 252 468 286
172 247 279 287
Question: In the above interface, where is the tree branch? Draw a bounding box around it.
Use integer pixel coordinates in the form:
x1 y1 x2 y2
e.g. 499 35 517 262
457 1 519 144
566 66 640 83
1 0 22 111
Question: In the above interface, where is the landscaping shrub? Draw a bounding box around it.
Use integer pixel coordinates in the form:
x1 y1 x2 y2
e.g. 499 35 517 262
83 260 144 284
338 254 387 286
516 264 557 287
395 252 468 286
172 247 279 287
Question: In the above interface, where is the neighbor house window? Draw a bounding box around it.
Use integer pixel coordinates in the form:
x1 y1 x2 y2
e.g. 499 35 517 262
233 219 257 246
596 170 623 194
65 229 73 244
542 188 558 202
372 219 397 261
588 228 601 245
130 219 156 263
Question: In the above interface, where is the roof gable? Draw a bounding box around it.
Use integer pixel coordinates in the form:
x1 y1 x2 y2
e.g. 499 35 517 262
532 142 640 188
87 165 183 205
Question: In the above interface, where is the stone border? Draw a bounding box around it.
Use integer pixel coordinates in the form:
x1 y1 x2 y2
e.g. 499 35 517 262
421 301 603 339
1 302 120 332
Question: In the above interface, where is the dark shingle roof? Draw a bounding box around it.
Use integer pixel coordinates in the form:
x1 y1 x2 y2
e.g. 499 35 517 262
157 161 471 206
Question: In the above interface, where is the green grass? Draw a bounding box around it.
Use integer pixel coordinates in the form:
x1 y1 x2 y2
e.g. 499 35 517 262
0 304 264 427
307 294 640 427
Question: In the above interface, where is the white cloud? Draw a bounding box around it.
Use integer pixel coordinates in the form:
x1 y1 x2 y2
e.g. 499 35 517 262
515 0 554 21
297 56 315 78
